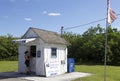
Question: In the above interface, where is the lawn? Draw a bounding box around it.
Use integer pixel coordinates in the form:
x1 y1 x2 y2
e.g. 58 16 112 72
0 61 120 81
0 61 18 72
74 65 120 81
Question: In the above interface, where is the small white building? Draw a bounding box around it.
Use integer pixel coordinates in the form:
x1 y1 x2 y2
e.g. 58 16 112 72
13 27 70 77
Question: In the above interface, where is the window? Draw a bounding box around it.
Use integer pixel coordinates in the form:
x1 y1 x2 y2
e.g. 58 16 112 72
51 48 57 58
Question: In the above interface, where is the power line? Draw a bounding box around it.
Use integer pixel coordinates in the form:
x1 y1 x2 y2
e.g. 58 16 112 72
64 14 120 30
64 18 106 30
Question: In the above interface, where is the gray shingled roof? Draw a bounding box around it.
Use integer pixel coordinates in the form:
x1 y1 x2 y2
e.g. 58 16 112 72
25 27 70 45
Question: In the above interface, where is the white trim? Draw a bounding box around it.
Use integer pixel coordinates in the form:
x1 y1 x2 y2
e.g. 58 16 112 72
12 38 36 44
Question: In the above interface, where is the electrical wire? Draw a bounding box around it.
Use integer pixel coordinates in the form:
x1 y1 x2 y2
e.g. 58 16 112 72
64 14 120 30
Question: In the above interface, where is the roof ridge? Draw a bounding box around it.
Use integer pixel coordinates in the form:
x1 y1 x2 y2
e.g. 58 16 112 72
30 27 58 34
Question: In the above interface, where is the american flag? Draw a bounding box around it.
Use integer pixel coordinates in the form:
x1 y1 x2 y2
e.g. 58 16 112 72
107 0 117 24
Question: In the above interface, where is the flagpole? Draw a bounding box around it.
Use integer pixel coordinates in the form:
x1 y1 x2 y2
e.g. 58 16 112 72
104 0 117 81
104 0 109 81
104 20 108 81
104 16 108 81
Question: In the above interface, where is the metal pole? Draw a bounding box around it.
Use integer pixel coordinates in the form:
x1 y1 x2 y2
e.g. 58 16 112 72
104 0 110 81
61 26 64 37
104 24 108 81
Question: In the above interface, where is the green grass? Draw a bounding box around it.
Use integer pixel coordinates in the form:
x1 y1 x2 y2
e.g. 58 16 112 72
0 61 18 72
74 65 120 81
0 61 120 81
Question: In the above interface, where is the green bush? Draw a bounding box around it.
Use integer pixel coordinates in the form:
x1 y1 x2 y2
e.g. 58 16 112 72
63 25 120 65
0 34 18 61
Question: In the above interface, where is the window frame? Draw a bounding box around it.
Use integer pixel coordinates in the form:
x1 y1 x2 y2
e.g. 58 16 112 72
51 48 57 58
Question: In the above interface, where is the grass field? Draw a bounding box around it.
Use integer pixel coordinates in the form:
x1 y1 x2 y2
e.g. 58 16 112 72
0 61 120 81
0 61 18 72
74 65 120 81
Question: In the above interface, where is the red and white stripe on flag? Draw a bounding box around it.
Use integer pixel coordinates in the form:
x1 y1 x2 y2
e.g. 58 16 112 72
107 0 117 24
108 8 117 24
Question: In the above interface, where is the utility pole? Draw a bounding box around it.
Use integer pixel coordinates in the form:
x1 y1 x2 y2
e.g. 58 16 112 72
61 26 64 37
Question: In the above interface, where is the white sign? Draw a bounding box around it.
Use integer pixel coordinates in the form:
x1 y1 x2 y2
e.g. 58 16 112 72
45 62 60 77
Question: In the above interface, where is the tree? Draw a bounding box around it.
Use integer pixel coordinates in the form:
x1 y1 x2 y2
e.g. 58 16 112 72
0 34 18 60
63 24 120 65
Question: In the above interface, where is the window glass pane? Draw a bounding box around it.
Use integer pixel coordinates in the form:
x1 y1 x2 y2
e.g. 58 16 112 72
51 48 57 58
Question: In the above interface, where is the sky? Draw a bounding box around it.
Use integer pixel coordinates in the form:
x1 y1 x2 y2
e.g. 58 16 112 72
0 0 120 37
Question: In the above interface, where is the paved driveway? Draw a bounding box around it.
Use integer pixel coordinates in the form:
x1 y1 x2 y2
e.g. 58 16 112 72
0 72 91 81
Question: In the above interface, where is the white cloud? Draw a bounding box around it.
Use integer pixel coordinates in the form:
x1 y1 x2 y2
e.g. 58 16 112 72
48 13 61 16
24 18 32 21
9 0 30 2
43 11 47 14
9 0 16 2
42 11 61 16
3 16 9 18
0 16 8 19
25 0 30 2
